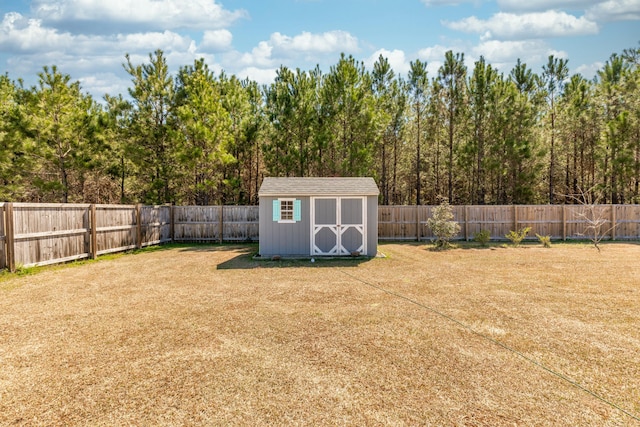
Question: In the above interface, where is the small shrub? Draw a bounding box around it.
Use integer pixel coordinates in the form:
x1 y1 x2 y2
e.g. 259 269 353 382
473 229 491 247
536 233 552 248
505 227 531 247
427 199 460 249
14 264 37 276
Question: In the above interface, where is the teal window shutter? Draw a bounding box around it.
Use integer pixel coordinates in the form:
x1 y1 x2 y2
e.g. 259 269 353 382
272 200 280 221
293 200 301 221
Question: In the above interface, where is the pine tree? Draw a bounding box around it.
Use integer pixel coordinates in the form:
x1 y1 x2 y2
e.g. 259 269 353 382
124 49 176 204
408 59 428 205
25 66 95 202
174 59 234 205
438 51 467 203
542 55 569 203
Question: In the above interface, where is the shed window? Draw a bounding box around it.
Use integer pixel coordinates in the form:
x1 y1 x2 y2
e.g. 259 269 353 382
273 199 301 223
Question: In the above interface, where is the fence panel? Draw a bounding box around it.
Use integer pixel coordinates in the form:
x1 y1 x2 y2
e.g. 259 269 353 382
418 205 436 240
0 203 5 270
173 206 259 242
223 206 259 241
516 205 564 239
466 205 513 240
615 205 640 240
378 205 419 241
96 204 137 255
140 205 171 246
173 206 222 241
564 205 613 240
12 203 91 267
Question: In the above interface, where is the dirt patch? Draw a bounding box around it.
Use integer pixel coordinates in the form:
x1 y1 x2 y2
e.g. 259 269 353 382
1 243 639 425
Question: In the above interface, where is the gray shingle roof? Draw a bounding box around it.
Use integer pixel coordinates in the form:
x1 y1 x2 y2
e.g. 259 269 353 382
259 177 379 197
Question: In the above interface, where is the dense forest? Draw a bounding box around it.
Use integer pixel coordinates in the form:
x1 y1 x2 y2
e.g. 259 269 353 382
1 45 639 206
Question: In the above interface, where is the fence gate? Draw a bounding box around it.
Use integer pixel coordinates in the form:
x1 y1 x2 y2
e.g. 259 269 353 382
311 197 366 256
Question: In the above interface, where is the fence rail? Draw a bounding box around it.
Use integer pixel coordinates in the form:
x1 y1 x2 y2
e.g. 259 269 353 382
2 203 639 271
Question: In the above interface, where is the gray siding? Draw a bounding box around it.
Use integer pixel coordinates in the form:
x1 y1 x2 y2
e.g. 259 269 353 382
259 196 311 256
366 195 378 256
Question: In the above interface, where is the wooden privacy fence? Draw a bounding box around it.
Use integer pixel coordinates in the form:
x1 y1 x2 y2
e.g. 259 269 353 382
377 204 640 242
0 203 172 272
2 203 640 271
172 205 259 242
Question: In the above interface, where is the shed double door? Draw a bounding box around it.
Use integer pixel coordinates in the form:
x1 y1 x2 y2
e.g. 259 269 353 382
312 197 366 256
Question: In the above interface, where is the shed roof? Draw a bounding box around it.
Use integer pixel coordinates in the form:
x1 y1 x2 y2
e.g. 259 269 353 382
259 177 379 197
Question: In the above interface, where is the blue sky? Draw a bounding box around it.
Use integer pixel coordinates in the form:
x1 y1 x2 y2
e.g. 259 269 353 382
1 0 639 100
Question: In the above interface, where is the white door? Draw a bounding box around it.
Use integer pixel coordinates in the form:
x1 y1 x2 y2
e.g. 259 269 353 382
312 197 366 256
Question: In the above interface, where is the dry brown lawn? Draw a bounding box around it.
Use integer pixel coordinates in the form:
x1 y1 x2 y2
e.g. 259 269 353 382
1 242 639 426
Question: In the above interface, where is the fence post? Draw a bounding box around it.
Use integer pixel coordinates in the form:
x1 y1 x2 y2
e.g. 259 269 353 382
464 206 469 241
136 204 142 249
513 205 518 232
168 204 174 242
90 204 97 259
5 203 15 273
219 205 224 244
416 205 420 242
611 204 616 241
562 205 567 241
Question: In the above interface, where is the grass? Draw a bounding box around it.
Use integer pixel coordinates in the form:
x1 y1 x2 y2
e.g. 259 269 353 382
0 242 639 426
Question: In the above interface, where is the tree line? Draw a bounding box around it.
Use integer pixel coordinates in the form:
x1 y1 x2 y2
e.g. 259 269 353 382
1 45 639 205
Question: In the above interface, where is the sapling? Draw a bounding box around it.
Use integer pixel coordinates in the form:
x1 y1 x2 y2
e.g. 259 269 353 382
473 229 491 247
505 227 531 247
427 199 460 249
536 233 552 248
562 186 616 252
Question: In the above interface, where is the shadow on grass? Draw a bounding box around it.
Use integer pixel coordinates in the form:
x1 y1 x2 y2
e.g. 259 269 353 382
174 242 258 253
217 252 374 270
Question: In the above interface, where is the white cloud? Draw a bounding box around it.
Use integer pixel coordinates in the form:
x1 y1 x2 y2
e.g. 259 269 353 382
269 31 359 57
444 11 599 40
496 0 598 12
472 39 549 63
0 12 74 53
32 0 247 31
1 13 197 56
417 44 459 62
237 67 278 85
365 49 411 75
574 61 604 79
468 40 569 73
226 30 360 69
116 31 194 52
0 10 220 98
79 73 131 99
201 29 233 52
234 41 274 68
477 0 640 22
416 44 469 76
585 0 640 21
0 14 198 62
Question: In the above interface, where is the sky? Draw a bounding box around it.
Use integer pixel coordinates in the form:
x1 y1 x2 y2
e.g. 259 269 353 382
1 0 639 101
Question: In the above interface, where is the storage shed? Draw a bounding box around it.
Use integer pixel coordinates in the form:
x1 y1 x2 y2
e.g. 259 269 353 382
258 177 379 257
